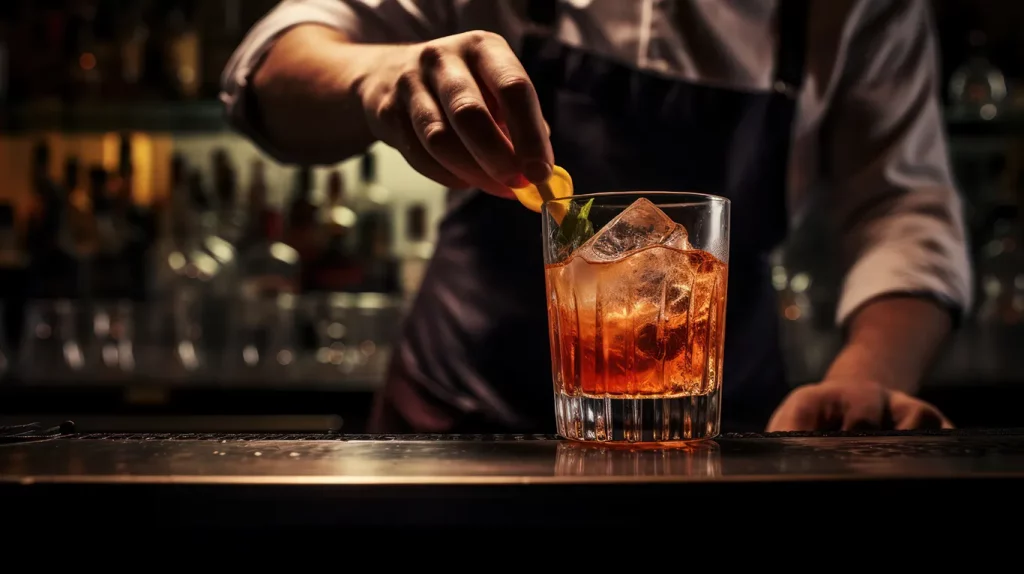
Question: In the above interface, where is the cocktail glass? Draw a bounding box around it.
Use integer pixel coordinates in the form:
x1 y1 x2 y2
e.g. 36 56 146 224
542 192 730 443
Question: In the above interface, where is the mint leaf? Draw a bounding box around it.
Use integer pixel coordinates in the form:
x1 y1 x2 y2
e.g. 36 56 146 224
578 197 594 222
557 198 596 254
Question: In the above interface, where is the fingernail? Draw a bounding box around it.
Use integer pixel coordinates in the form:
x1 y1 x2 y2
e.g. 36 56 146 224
524 161 552 183
506 174 530 188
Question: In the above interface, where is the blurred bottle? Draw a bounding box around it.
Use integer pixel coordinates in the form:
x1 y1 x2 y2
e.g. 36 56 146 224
977 206 1024 325
115 1 150 99
201 0 242 98
149 154 191 301
59 156 98 297
319 169 358 237
212 148 243 244
164 2 200 100
304 172 363 293
239 207 300 301
233 205 300 382
399 202 433 297
26 141 62 249
26 141 68 300
65 0 104 102
168 169 238 373
0 203 27 274
0 201 28 358
949 30 1008 121
286 166 320 264
86 166 134 301
239 158 272 252
112 133 153 301
28 3 68 102
187 169 238 299
353 151 400 293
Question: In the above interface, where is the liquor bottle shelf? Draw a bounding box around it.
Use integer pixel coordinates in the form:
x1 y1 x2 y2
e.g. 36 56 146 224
1 100 231 134
2 100 1022 136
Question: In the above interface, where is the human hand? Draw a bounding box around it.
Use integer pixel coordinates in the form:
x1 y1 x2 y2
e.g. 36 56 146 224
766 380 954 432
357 31 554 198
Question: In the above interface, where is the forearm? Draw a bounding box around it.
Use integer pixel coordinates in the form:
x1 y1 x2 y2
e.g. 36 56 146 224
824 296 953 394
251 24 400 164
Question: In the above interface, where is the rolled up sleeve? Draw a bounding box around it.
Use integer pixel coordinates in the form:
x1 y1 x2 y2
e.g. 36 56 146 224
220 0 453 155
824 0 973 326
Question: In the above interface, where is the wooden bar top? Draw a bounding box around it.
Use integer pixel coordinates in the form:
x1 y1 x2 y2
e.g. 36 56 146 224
3 430 1023 529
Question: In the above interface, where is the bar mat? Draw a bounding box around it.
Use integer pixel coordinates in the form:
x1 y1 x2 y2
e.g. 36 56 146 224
55 428 1024 442
0 422 72 444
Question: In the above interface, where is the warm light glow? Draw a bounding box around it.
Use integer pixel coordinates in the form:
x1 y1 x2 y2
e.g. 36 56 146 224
101 132 121 173
79 53 97 71
132 133 154 205
784 305 801 321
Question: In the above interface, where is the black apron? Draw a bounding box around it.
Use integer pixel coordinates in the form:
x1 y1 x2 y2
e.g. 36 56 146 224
370 0 808 434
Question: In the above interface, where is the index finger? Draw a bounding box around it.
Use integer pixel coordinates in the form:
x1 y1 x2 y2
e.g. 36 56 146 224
466 35 554 184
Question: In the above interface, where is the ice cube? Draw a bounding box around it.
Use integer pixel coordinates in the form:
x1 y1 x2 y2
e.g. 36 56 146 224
579 198 681 262
663 224 692 251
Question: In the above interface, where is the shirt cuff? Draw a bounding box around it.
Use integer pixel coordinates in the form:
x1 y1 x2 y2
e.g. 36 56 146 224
835 245 973 329
221 3 363 161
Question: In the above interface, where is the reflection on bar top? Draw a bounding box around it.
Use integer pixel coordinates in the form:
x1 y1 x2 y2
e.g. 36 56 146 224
2 430 1024 485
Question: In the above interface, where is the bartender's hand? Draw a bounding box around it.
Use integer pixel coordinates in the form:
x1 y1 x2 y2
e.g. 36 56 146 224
766 379 953 431
357 31 554 198
766 297 956 432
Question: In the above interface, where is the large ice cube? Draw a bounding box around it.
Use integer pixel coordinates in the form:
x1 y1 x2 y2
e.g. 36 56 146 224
579 198 690 262
664 224 692 251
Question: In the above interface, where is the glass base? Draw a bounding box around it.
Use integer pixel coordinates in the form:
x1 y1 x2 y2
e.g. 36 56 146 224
554 387 721 443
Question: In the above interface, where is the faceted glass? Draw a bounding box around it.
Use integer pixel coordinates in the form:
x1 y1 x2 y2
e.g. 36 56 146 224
542 192 730 443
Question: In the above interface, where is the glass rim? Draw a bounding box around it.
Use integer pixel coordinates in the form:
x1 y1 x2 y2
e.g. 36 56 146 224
542 191 731 208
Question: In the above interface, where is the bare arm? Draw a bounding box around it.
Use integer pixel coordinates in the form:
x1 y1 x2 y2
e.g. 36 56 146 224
824 297 952 395
823 0 971 390
237 23 552 196
250 24 392 165
766 1 966 431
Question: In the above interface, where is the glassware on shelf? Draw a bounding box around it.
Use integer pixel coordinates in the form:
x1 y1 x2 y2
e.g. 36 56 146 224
305 293 361 381
976 215 1024 325
229 209 301 384
301 292 400 386
228 293 299 385
949 30 1008 121
19 300 87 383
770 248 831 382
351 292 401 380
171 287 207 377
85 299 135 381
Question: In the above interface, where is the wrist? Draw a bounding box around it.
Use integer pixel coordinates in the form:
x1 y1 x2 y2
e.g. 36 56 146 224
250 25 387 163
824 339 920 395
349 43 417 118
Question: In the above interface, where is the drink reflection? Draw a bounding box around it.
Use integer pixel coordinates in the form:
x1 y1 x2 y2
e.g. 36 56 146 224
555 440 721 478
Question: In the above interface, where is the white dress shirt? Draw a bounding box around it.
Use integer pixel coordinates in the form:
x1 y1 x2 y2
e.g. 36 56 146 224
221 0 974 326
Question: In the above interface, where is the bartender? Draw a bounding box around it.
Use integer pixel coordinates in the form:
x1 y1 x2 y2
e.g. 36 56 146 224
222 0 971 433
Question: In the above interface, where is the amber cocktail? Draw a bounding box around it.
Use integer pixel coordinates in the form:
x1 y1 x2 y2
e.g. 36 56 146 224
542 193 729 443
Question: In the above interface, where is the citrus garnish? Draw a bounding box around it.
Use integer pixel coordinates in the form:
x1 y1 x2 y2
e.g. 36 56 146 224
511 165 574 222
511 165 594 253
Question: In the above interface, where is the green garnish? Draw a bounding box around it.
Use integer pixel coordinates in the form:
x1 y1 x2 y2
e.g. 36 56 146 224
557 198 595 252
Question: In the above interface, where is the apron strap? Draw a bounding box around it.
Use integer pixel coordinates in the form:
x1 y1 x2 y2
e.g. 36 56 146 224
774 0 810 98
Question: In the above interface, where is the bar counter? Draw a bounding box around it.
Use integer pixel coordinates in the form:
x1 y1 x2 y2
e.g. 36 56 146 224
3 429 1024 529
